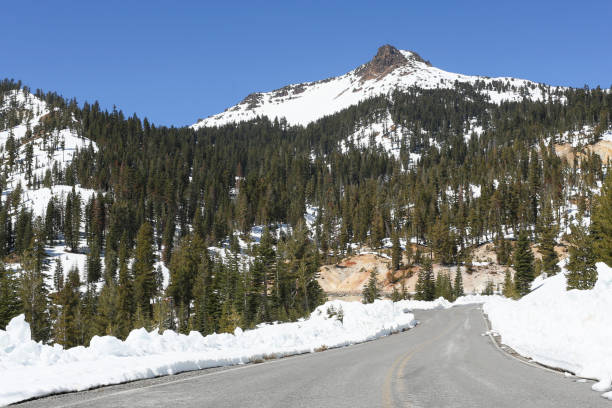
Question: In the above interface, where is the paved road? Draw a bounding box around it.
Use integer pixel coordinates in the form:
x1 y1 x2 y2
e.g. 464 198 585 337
16 306 608 408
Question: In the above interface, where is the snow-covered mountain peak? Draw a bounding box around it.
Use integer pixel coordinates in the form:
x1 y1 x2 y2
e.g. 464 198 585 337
192 46 561 129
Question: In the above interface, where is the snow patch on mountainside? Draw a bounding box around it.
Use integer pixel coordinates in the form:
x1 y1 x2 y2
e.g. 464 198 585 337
340 111 408 159
1 89 100 283
0 90 98 199
193 47 560 129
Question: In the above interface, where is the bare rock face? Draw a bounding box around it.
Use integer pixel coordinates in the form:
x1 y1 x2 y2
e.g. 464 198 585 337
355 45 431 81
356 45 407 80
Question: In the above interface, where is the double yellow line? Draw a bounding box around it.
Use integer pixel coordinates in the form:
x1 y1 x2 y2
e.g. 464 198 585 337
382 319 461 407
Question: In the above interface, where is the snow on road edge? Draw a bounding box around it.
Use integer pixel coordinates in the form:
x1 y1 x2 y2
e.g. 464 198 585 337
0 300 415 406
483 263 612 400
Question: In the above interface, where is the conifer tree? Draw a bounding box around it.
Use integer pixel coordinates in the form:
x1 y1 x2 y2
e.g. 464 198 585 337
19 249 51 342
415 258 435 300
538 202 560 275
453 265 464 298
431 218 456 265
115 236 134 339
71 190 82 252
64 195 74 250
566 222 598 290
44 198 57 245
513 231 534 296
53 258 64 292
434 270 453 300
0 263 22 328
591 172 612 266
362 269 381 304
132 222 156 320
96 279 118 336
370 207 385 250
86 240 102 283
481 281 495 295
502 269 516 298
191 252 214 334
391 230 401 271
25 143 34 187
168 234 207 329
390 285 403 302
161 214 175 265
55 266 82 347
495 236 512 266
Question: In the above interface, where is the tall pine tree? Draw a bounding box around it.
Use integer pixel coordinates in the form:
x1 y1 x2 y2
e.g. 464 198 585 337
513 231 534 296
591 172 612 266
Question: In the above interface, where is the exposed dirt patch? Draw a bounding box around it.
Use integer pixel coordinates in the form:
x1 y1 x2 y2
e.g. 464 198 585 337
554 140 612 163
318 241 570 300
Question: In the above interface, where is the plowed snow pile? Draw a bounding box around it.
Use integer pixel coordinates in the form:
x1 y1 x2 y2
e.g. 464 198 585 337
0 300 416 406
484 263 612 400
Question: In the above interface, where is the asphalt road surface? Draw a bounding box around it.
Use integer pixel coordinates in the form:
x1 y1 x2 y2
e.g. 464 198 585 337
15 305 608 408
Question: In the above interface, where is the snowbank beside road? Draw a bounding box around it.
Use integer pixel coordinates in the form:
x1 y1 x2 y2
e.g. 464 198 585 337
399 294 499 310
484 263 612 400
0 300 416 406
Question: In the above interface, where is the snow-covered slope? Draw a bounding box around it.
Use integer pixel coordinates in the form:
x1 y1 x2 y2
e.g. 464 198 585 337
0 89 98 205
0 89 99 278
193 45 559 129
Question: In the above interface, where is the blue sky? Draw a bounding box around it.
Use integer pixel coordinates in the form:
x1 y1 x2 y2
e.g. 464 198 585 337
2 0 611 126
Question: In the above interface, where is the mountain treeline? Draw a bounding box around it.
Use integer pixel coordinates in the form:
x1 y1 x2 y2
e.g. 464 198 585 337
0 78 611 346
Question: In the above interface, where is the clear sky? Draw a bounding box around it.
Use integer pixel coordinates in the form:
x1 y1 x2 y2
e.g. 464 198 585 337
2 0 611 126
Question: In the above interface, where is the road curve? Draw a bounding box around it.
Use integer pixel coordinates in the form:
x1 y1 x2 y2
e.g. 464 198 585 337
15 306 608 408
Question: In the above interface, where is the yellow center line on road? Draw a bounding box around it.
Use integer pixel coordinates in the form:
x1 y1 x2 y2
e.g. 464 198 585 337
382 317 463 407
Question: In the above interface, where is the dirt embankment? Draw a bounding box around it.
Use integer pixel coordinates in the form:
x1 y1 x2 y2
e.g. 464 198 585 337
318 242 569 301
554 140 612 163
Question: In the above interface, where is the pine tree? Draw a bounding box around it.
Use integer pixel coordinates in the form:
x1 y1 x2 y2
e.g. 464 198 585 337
495 236 511 265
481 281 495 295
434 270 453 300
53 258 64 291
370 206 385 249
191 252 214 334
0 263 22 328
86 240 102 283
64 194 74 251
96 279 118 336
55 266 82 347
566 221 598 290
362 269 381 304
415 258 435 300
431 218 456 265
168 234 207 330
115 236 134 339
252 227 276 321
44 198 57 245
538 202 560 275
390 285 403 302
591 172 612 266
71 190 82 252
25 142 34 187
513 231 534 296
453 265 464 298
502 269 516 298
19 250 51 342
132 222 156 320
391 231 401 271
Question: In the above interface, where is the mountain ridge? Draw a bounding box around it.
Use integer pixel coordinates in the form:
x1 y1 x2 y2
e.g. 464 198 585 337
192 45 562 129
